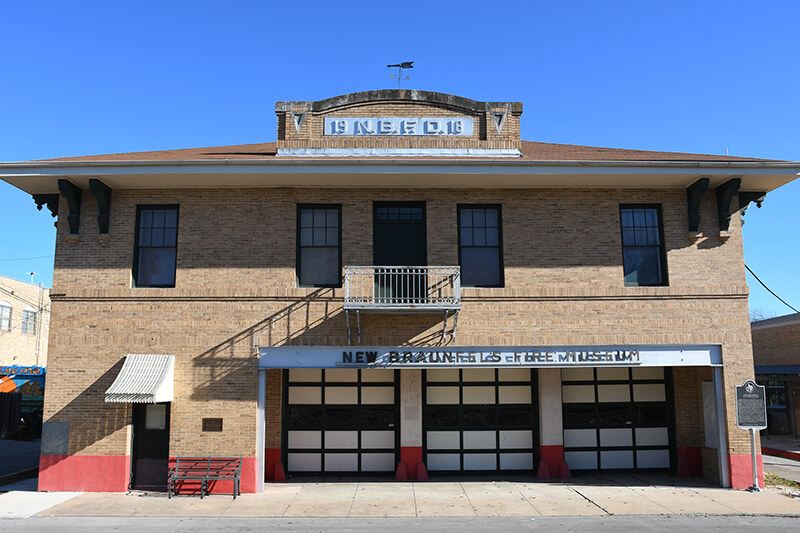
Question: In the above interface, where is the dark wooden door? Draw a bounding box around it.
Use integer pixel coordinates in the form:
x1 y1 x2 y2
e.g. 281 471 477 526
131 403 170 491
373 202 427 301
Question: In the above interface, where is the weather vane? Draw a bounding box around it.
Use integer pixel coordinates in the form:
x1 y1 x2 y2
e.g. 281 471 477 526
387 61 413 88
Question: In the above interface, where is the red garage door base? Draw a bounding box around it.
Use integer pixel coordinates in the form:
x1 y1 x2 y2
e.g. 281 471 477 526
39 455 130 492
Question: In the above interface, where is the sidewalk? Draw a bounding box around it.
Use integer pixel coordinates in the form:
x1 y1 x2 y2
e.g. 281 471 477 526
762 434 800 461
2 477 799 518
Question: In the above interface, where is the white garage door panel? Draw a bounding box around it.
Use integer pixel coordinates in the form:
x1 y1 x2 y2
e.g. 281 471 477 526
427 453 461 471
325 430 358 449
288 453 321 472
499 430 533 449
325 453 358 471
565 451 598 470
325 387 358 404
500 453 533 470
463 453 497 470
635 427 669 446
361 430 395 449
288 430 321 449
361 453 395 471
636 449 670 468
601 450 634 469
362 387 394 404
427 431 460 450
462 431 496 449
289 386 321 404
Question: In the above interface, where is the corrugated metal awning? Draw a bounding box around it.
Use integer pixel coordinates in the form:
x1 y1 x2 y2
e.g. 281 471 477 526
105 354 174 403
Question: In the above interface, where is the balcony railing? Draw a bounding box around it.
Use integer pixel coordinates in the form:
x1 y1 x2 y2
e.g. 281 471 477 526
344 266 461 311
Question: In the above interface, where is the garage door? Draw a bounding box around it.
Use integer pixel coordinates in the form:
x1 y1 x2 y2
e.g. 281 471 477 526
284 368 398 474
423 368 537 472
561 367 673 471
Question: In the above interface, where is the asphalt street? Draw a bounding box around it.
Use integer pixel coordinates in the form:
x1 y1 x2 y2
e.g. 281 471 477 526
1 516 799 532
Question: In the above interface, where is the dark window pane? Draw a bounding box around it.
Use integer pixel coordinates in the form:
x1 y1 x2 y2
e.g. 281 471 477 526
137 248 177 286
498 407 535 428
461 209 473 227
486 227 498 246
163 228 177 247
563 405 597 428
623 247 661 285
462 406 496 428
473 228 486 246
461 228 473 246
634 209 646 226
301 210 313 227
462 248 500 286
164 209 178 228
313 209 326 227
326 228 338 246
388 207 399 219
400 207 411 220
425 406 460 429
411 208 423 220
300 228 313 246
360 407 395 429
634 405 667 426
313 228 325 246
326 209 338 227
141 209 152 228
139 228 152 247
324 408 359 429
595 405 631 426
646 228 660 246
622 228 635 245
300 247 339 286
150 228 164 247
645 209 657 226
634 228 647 245
486 209 498 227
288 405 323 429
473 209 485 227
152 209 165 228
621 209 633 227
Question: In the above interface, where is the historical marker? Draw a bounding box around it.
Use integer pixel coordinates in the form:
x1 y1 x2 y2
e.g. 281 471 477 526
735 379 767 492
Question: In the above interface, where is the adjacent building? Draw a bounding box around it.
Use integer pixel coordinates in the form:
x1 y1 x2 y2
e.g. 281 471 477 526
752 313 800 438
1 90 798 493
0 273 49 371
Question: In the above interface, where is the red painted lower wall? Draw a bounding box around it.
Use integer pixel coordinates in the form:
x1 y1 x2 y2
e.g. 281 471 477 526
728 453 764 490
168 456 258 494
264 449 282 481
39 455 130 492
677 446 703 477
539 445 564 478
401 446 423 479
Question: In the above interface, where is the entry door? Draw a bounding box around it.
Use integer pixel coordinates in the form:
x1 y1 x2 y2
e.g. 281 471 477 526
423 368 538 471
373 202 426 302
131 403 170 490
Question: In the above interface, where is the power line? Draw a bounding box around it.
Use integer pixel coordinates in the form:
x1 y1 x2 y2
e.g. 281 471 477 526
745 264 799 314
0 254 54 262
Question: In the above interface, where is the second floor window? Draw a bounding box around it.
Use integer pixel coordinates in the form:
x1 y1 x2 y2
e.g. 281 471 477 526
134 206 179 288
21 309 36 335
0 303 10 331
297 205 341 287
458 205 504 287
620 205 667 286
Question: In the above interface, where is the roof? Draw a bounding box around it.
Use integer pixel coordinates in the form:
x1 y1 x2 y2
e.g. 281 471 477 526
751 312 800 330
30 140 774 163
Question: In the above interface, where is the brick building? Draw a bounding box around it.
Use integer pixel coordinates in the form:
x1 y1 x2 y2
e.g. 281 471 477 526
752 314 800 437
0 273 49 370
1 90 798 493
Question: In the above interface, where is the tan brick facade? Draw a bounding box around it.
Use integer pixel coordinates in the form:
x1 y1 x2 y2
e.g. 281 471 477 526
43 185 755 459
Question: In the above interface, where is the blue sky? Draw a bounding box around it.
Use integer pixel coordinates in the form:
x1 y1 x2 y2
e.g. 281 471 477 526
1 1 798 317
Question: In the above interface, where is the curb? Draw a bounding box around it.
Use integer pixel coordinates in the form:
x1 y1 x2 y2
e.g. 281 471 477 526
763 447 800 462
